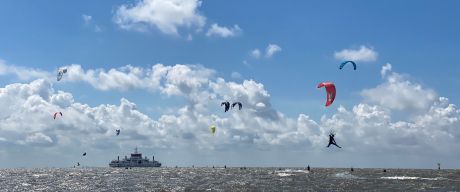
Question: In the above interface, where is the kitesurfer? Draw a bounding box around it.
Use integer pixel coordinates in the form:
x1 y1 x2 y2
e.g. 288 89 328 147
326 132 341 148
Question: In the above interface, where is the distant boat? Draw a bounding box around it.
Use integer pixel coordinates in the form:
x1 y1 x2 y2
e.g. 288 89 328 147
109 147 161 168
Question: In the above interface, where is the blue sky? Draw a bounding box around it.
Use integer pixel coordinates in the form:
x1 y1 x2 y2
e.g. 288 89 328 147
0 0 459 168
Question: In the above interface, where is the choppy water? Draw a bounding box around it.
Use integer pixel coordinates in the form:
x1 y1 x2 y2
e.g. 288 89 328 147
0 167 459 191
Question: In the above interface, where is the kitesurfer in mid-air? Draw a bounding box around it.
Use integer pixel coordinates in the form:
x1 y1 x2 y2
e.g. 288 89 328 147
327 132 341 148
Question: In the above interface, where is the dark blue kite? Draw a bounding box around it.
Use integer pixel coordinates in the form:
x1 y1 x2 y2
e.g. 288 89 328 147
339 61 357 70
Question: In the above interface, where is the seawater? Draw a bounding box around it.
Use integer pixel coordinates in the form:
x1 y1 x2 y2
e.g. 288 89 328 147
0 167 459 191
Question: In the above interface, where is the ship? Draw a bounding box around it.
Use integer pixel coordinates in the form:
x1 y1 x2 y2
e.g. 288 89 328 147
109 147 161 168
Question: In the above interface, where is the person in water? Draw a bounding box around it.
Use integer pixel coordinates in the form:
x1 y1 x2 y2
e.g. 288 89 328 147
327 132 341 148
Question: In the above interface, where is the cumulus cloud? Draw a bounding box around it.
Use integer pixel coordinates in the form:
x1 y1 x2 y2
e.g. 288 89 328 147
206 23 242 38
113 0 206 35
249 44 282 60
361 65 436 111
0 79 171 150
250 49 261 59
0 60 51 81
334 45 378 62
265 44 282 58
381 63 392 77
21 133 53 145
1 61 459 164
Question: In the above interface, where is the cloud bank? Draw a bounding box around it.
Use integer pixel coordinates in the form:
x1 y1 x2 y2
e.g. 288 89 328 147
0 62 459 167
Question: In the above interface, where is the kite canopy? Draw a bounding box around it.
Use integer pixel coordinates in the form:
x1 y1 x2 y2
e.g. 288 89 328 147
53 112 63 119
57 68 67 81
210 125 216 135
221 101 230 112
339 61 357 70
231 102 242 110
317 82 336 107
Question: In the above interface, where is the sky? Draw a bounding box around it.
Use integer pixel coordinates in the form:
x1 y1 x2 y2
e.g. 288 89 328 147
0 0 459 168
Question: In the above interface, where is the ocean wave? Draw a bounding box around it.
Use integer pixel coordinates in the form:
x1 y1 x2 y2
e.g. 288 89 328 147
334 172 360 179
277 173 295 177
381 176 445 180
274 169 309 177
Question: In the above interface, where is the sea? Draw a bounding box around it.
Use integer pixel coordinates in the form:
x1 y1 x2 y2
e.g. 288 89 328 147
0 167 459 191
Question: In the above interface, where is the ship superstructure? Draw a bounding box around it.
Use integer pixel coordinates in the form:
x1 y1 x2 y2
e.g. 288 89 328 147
109 147 161 167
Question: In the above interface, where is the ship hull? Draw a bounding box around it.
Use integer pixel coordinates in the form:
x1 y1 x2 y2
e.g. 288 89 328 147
109 162 161 168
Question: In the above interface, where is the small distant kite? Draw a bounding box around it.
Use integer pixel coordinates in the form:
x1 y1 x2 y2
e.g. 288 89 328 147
209 125 216 135
231 102 242 110
82 152 86 156
57 68 67 81
53 112 63 119
116 129 120 136
221 101 230 112
339 61 357 70
317 82 336 107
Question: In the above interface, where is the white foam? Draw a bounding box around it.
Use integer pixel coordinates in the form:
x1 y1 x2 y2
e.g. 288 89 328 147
381 176 445 180
381 176 419 180
275 169 309 174
274 169 310 177
32 174 48 177
421 177 445 181
277 173 295 177
334 172 359 179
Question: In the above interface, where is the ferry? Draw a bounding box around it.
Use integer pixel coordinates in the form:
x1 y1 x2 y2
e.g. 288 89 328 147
109 147 161 167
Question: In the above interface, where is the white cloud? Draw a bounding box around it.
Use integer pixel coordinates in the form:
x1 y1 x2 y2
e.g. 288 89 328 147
82 14 102 32
334 45 378 62
1 61 460 167
0 79 171 150
250 49 261 59
82 14 92 24
361 67 436 111
0 60 51 81
114 0 206 35
265 44 282 58
206 23 242 38
249 44 282 60
22 133 53 145
381 63 392 77
231 72 243 79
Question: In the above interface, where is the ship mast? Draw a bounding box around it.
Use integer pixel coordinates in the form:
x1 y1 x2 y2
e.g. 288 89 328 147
135 146 138 154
